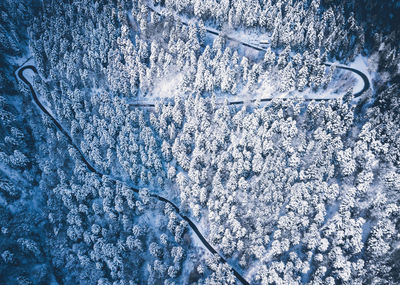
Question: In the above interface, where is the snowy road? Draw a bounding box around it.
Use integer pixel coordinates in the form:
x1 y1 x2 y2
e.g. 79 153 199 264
17 64 250 285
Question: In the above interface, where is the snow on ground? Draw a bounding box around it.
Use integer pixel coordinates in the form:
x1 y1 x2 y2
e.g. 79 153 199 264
150 4 195 26
225 28 270 47
350 54 374 92
16 57 51 83
124 72 186 106
150 72 185 99
7 52 32 67
215 67 358 104
188 215 210 252
20 67 35 82
14 56 34 78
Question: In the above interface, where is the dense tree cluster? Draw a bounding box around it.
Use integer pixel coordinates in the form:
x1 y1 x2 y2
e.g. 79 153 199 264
0 2 54 284
151 94 399 283
1 0 400 284
155 0 365 62
26 0 400 283
28 0 345 192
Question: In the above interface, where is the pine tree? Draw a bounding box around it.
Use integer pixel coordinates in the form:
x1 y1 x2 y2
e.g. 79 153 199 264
279 62 296 92
297 66 309 91
263 47 276 72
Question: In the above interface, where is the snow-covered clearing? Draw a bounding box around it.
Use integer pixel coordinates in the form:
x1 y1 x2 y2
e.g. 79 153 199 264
144 72 185 100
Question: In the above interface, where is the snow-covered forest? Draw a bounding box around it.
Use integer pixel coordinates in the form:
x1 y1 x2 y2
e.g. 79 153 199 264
1 0 399 284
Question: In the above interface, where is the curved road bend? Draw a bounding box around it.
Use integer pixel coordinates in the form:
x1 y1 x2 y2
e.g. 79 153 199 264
18 65 250 285
223 64 370 106
324 63 370 97
130 62 370 107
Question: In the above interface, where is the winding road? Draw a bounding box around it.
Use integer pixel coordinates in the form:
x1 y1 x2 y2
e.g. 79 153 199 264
17 12 371 284
18 65 250 285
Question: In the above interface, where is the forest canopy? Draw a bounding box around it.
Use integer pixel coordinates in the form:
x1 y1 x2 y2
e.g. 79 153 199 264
0 0 399 284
